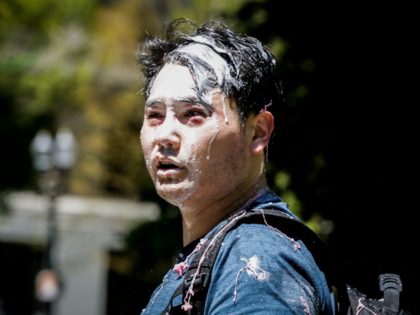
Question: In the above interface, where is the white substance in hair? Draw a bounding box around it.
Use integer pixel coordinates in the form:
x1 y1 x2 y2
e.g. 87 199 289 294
175 42 233 88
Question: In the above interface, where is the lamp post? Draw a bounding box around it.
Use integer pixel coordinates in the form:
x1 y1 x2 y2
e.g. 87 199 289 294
31 128 77 315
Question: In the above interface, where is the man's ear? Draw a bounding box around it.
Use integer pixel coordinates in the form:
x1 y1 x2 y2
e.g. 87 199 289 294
250 111 274 155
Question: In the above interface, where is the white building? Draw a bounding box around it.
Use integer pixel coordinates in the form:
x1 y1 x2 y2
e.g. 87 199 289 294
0 192 160 315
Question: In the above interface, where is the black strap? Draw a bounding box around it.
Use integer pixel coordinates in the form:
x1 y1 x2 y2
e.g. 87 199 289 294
163 208 338 314
346 274 405 315
379 274 402 315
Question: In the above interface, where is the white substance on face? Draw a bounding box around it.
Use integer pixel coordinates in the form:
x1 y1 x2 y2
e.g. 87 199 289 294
145 156 152 169
162 142 199 208
141 63 244 211
206 124 220 160
201 92 214 108
222 94 229 125
159 176 196 208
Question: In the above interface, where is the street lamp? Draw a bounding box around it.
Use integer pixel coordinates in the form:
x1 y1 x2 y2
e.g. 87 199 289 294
31 127 77 315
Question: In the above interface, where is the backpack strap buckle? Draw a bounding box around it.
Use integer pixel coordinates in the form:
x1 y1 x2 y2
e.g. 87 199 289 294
379 273 402 314
183 266 212 294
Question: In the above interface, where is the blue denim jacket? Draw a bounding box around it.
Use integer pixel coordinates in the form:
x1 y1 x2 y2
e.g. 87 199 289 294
141 190 336 314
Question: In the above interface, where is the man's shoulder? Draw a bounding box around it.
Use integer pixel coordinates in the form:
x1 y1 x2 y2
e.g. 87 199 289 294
215 221 315 266
204 220 333 314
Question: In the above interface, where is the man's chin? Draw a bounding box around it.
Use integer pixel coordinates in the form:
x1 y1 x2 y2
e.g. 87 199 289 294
156 183 196 207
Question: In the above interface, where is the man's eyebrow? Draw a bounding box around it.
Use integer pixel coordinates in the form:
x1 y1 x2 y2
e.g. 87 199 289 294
176 96 212 108
145 98 162 108
145 96 213 108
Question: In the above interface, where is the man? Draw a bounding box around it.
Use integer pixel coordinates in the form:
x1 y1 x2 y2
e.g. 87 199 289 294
138 20 335 314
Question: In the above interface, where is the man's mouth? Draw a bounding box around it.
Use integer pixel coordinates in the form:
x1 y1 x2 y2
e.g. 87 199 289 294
158 162 180 170
156 160 185 177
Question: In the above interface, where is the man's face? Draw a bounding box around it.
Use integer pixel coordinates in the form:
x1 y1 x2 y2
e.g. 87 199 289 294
140 64 256 209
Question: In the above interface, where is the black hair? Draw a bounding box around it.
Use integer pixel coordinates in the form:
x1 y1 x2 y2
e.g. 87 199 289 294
137 19 283 120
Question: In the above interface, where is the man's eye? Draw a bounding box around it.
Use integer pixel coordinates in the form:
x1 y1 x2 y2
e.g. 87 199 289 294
182 109 207 124
146 112 164 124
147 112 163 119
184 109 206 118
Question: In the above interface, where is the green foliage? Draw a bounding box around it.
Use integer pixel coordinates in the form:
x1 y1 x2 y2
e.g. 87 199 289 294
0 0 161 198
0 0 98 190
274 170 302 217
0 0 96 45
0 53 35 75
166 0 250 24
64 0 159 198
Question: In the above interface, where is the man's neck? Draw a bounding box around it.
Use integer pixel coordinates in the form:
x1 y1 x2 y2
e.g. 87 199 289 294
180 177 268 246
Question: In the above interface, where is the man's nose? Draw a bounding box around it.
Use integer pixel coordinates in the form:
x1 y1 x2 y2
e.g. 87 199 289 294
154 117 180 150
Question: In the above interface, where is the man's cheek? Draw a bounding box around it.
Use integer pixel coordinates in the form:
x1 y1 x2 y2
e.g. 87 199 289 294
141 146 153 176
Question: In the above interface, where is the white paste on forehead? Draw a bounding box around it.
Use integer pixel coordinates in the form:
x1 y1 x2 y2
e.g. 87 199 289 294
174 42 233 90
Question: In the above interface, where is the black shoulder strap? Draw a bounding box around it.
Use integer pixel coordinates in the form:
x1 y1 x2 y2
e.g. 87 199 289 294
164 208 339 315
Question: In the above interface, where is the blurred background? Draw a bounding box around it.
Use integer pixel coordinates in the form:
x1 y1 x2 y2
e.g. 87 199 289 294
0 0 416 314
